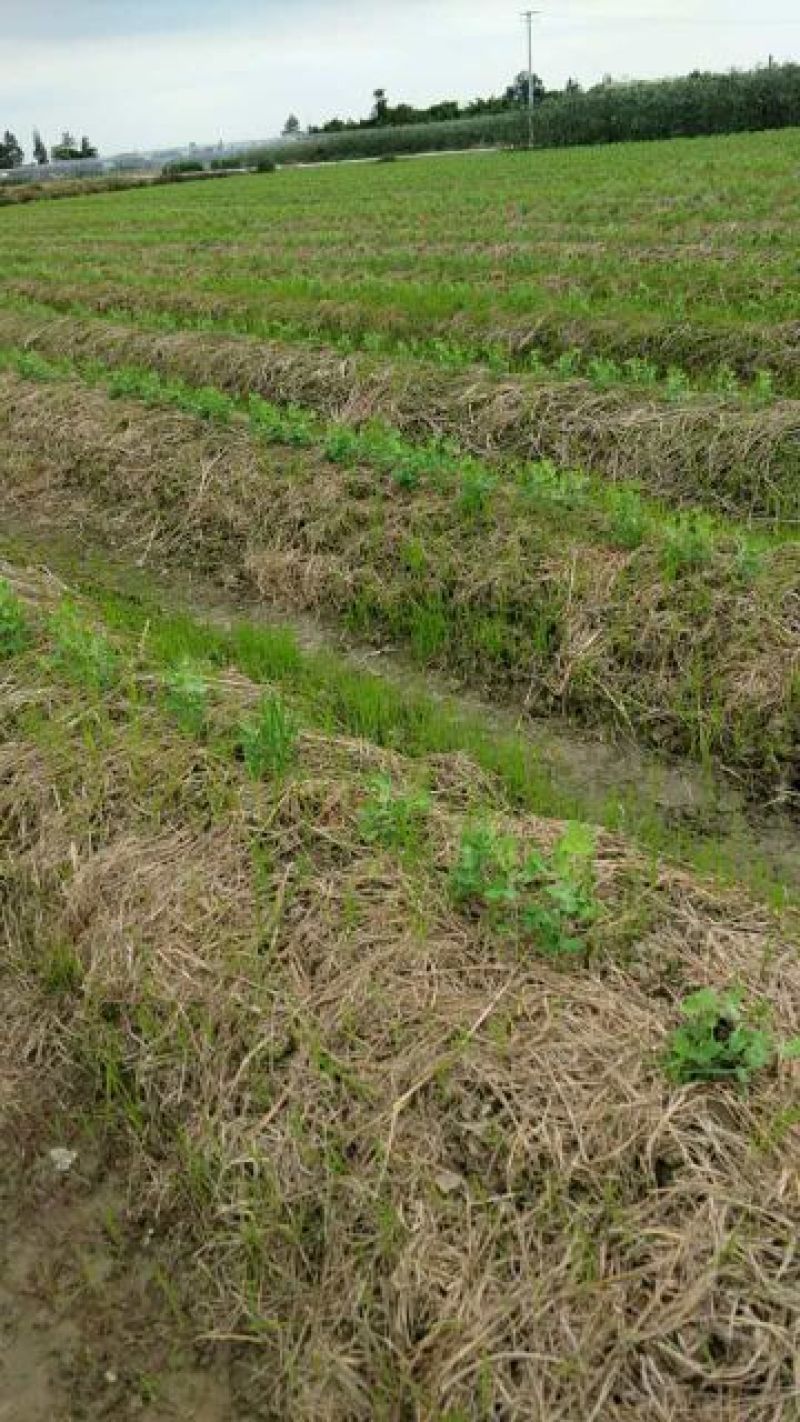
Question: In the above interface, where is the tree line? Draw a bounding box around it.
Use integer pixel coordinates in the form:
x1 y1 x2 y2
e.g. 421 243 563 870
281 72 556 138
273 62 799 154
0 130 98 168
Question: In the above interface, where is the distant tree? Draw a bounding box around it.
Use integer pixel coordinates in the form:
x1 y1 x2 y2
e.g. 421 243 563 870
80 135 98 158
282 114 301 138
564 77 582 95
0 130 24 168
249 61 800 162
51 130 83 160
427 100 461 122
505 72 546 106
32 129 49 164
387 103 419 126
465 94 509 117
371 88 389 125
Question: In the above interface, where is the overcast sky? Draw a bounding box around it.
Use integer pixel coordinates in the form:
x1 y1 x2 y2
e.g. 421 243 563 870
2 0 797 157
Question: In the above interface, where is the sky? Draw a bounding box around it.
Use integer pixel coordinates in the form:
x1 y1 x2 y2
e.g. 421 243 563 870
2 0 797 157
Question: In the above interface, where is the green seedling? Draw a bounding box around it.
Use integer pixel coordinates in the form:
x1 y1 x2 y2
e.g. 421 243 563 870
458 465 496 517
587 356 621 388
164 661 209 738
525 347 546 375
555 349 581 378
661 512 715 576
248 395 315 446
0 579 30 658
248 393 289 440
49 602 118 689
713 363 740 397
451 820 597 958
186 385 235 422
358 773 430 851
606 486 649 549
665 365 691 401
623 356 660 387
2 348 62 382
665 988 774 1085
278 405 316 447
751 369 774 402
324 425 361 465
106 365 163 403
239 692 298 778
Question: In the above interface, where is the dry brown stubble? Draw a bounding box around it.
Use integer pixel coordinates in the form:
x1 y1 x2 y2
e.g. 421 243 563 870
0 606 798 1420
0 372 797 797
0 304 797 522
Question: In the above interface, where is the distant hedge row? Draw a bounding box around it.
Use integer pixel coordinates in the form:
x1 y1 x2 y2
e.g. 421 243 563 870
242 64 800 167
268 112 522 164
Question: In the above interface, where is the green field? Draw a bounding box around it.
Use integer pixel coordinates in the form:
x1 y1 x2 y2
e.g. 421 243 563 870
1 131 799 1420
3 131 799 383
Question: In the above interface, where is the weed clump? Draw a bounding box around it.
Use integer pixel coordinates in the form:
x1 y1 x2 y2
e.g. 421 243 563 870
451 820 597 957
665 988 800 1086
358 773 430 851
164 662 210 738
0 579 29 658
238 692 298 777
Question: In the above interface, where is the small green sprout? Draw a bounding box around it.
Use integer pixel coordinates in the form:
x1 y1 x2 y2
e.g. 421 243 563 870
238 693 298 778
0 579 30 659
451 820 597 958
664 988 799 1086
164 662 209 738
358 774 430 851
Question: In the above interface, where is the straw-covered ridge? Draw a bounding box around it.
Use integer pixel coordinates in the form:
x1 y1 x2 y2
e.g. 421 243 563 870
0 303 797 524
1 371 797 797
3 258 800 392
1 564 798 1420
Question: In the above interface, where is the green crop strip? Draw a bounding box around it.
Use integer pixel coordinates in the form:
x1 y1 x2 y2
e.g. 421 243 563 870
1 539 795 912
0 343 786 571
0 288 787 406
5 575 795 1108
2 130 797 407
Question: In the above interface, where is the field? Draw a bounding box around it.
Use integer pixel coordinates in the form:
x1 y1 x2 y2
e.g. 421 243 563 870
0 129 799 1421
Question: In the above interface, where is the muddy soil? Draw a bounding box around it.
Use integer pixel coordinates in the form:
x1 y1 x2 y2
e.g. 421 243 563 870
0 1153 234 1422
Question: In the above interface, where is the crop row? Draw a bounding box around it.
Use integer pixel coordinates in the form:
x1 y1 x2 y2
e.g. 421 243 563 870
1 360 797 796
3 255 797 396
2 223 797 328
1 341 790 556
0 132 797 386
0 304 796 525
1 284 791 404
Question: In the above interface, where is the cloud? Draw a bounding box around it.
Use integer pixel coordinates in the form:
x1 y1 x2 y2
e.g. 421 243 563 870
4 0 270 41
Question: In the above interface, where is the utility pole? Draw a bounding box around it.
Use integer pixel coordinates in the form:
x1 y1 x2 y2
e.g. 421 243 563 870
521 11 540 150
